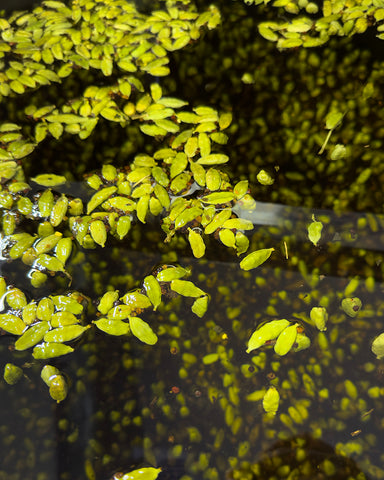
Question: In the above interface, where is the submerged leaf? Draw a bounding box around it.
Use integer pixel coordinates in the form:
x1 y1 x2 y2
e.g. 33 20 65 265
308 215 323 246
262 386 280 415
310 306 328 331
4 363 23 385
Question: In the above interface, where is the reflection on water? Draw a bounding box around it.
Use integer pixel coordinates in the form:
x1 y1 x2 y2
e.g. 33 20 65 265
2 204 384 479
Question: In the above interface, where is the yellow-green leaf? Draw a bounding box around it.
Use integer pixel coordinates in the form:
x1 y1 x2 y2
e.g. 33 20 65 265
129 316 158 345
31 173 67 187
240 248 274 271
262 386 280 415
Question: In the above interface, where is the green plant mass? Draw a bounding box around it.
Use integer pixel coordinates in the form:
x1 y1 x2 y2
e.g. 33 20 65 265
2 0 384 478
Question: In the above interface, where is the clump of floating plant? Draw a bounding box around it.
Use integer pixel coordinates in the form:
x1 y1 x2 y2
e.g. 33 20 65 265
240 0 384 50
0 104 266 289
0 0 220 151
0 260 209 401
3 1 384 478
0 0 280 413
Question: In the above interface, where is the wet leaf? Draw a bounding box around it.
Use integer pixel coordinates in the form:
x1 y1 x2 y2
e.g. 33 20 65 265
233 180 249 199
136 194 150 223
32 342 74 359
222 218 253 230
205 168 221 191
50 194 68 227
308 214 323 246
219 229 236 248
87 186 117 214
190 161 206 186
51 294 83 315
38 189 54 217
35 232 62 255
188 228 206 258
175 206 203 230
197 154 229 165
129 316 158 345
121 290 152 310
49 374 68 403
116 216 132 239
9 233 36 259
156 266 190 282
204 209 232 234
143 275 162 310
121 467 162 480
55 237 73 264
246 319 290 353
170 279 205 298
157 97 187 108
44 324 90 343
34 253 66 274
31 174 67 187
0 313 26 335
191 295 209 317
201 192 234 205
240 248 274 271
50 311 79 327
140 124 167 137
274 323 298 356
15 321 50 351
97 290 119 315
93 318 130 336
90 220 107 247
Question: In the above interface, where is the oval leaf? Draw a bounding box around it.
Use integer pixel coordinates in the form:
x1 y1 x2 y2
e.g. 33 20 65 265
129 316 157 345
240 248 274 271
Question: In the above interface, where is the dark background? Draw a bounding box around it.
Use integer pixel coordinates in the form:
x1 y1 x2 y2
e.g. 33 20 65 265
1 0 43 12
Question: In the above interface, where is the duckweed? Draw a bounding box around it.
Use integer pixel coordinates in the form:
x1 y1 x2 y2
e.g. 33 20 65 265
2 0 384 479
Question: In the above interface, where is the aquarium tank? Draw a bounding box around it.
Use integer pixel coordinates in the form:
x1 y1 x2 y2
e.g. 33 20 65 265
1 0 384 479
